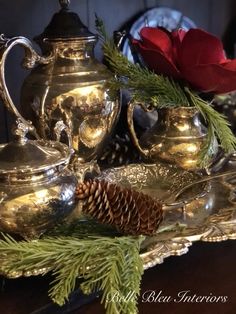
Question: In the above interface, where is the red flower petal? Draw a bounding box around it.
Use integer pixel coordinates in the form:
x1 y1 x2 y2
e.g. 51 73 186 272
133 41 181 79
172 29 187 63
182 62 236 94
220 58 236 70
132 27 236 94
172 29 186 44
140 27 173 61
179 29 226 68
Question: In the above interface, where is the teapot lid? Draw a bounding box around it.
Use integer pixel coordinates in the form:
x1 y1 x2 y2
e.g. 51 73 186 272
0 120 71 175
35 0 96 41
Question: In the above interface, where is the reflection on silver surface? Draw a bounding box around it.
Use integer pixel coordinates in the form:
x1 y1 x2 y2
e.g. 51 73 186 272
0 172 77 239
127 105 218 171
98 162 202 202
0 120 78 239
0 1 120 162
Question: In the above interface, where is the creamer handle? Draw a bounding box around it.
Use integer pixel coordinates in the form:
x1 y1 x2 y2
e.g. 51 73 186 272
127 101 154 157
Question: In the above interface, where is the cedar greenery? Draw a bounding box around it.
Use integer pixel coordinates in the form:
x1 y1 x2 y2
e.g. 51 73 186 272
0 228 144 314
96 16 236 166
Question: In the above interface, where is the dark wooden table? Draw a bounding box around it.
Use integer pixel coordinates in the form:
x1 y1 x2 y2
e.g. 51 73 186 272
1 240 236 314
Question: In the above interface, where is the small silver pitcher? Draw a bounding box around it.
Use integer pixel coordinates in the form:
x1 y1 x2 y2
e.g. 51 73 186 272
127 104 218 171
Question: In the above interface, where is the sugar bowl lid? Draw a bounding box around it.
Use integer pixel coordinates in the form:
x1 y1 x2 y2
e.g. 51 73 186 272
0 120 71 176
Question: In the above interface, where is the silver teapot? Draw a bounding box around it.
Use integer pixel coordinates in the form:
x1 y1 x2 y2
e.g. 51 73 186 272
16 0 119 162
0 0 119 163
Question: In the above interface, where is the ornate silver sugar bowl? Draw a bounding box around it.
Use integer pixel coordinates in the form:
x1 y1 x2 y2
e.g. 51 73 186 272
0 119 77 239
3 0 119 162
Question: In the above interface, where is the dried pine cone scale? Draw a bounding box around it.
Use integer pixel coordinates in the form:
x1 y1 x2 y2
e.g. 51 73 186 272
98 134 142 168
75 179 163 236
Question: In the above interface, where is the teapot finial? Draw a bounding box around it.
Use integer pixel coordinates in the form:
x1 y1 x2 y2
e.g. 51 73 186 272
12 119 29 144
59 0 70 10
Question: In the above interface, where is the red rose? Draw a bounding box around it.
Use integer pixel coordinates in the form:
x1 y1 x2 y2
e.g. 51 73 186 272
132 27 236 94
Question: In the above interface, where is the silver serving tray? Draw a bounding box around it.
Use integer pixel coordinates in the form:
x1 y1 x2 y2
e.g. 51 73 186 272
2 157 236 278
99 160 236 269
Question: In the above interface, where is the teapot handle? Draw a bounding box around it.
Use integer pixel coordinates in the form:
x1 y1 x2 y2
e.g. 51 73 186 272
127 101 154 157
0 35 52 139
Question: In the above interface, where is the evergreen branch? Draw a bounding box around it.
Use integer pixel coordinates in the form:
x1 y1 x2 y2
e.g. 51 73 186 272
95 14 110 43
104 51 189 107
185 88 236 165
197 121 216 167
95 16 189 107
119 240 143 313
46 218 120 238
0 233 143 314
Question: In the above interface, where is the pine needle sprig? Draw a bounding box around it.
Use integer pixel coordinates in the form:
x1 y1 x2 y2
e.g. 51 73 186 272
0 233 143 314
105 54 189 108
46 218 120 238
119 241 143 313
185 88 236 166
96 16 189 107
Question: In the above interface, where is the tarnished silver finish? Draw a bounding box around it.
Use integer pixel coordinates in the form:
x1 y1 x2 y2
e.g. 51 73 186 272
0 7 112 236
0 0 120 162
0 167 77 239
20 39 119 161
98 162 211 209
0 32 119 162
14 1 120 162
127 105 218 171
141 239 192 269
0 119 78 239
54 120 73 153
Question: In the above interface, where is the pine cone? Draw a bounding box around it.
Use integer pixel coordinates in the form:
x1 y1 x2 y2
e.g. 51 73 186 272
98 134 142 167
75 179 163 236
